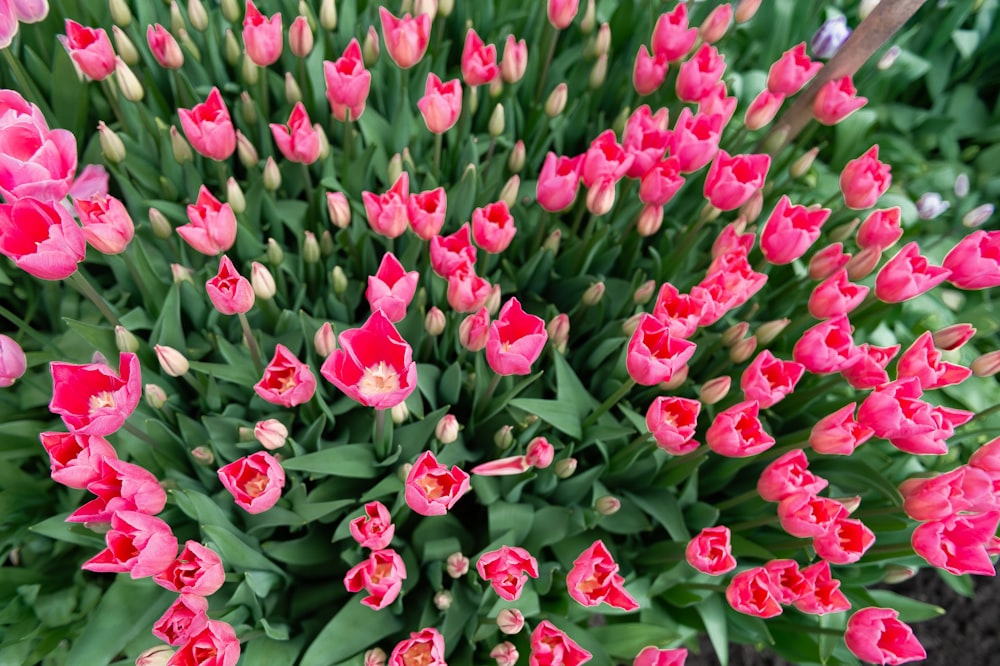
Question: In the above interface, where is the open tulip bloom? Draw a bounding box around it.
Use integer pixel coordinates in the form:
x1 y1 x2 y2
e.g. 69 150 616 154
5 3 1000 665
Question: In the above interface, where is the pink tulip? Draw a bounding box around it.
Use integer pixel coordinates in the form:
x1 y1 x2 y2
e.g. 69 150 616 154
638 157 685 207
82 510 178 578
645 396 700 455
152 593 208 646
626 313 697 386
471 201 516 253
703 150 770 211
379 7 431 69
896 331 972 389
461 28 499 86
50 352 140 436
178 87 237 161
270 102 321 164
808 269 869 319
943 229 1000 290
845 608 926 665
757 450 827 502
39 431 116 488
581 130 632 188
622 105 670 177
254 343 317 408
254 419 287 450
491 642 519 666
874 241 951 303
66 457 166 524
217 450 285 514
0 197 85 280
321 310 417 409
792 315 856 374
694 249 767 326
697 81 738 125
289 15 312 57
700 3 733 43
744 89 784 131
536 152 582 212
459 307 490 351
932 323 977 352
740 351 804 409
685 526 736 575
793 561 851 615
634 647 687 666
407 187 446 240
429 222 476 277
529 620 591 666
344 548 407 610
74 194 134 255
154 541 225 596
856 206 903 251
390 628 446 666
417 72 462 134
651 283 703 339
526 437 554 468
501 35 528 84
566 539 638 611
766 43 821 95
363 172 410 239
178 185 237 255
725 567 781 618
547 0 580 29
242 0 283 67
477 545 539 601
777 492 847 538
324 39 370 122
404 450 470 516
900 466 996 522
146 24 183 69
326 191 351 228
0 97 77 202
813 76 867 125
633 45 668 96
59 20 115 80
712 222 756 258
676 44 726 102
840 145 891 209
171 620 241 666
912 511 1000 576
808 242 851 280
486 297 547 376
668 108 722 174
764 559 809 604
447 265 491 313
349 501 395 550
705 400 775 457
652 4 697 61
366 251 419 322
206 255 255 315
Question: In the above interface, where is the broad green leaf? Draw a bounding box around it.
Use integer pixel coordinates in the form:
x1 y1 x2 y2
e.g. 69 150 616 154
201 525 286 577
696 594 729 666
299 599 403 666
627 489 689 540
281 444 378 478
509 398 582 439
243 637 305 666
588 623 681 660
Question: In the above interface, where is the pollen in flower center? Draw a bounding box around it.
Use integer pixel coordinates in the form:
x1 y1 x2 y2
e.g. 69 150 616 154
402 643 434 666
358 361 400 396
417 475 445 499
88 391 116 413
244 473 269 498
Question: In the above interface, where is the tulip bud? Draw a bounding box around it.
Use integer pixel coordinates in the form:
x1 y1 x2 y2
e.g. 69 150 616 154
321 231 335 256
499 175 520 209
314 322 337 357
916 192 950 220
546 313 570 354
595 495 621 515
263 157 282 191
114 326 140 353
954 173 970 198
391 401 410 424
545 83 568 117
97 121 126 163
319 0 337 30
963 203 994 228
332 266 348 294
580 0 596 33
266 238 284 266
622 312 643 336
739 190 764 224
424 307 446 337
494 425 514 451
701 4 733 43
170 263 194 284
486 284 502 316
155 344 189 377
135 645 175 666
790 147 819 179
489 77 504 99
225 177 246 215
183 0 208 31
542 228 562 255
435 414 459 444
427 589 452 611
239 92 257 124
166 0 184 33
586 178 616 216
828 217 860 244
554 457 578 478
437 0 453 15
932 323 976 351
633 280 656 305
635 204 664 237
972 350 1000 378
302 231 320 264
289 16 314 57
490 642 518 666
845 246 881 280
700 376 732 404
756 318 790 346
241 55 259 85
582 282 605 307
250 262 276 300
231 133 257 169
489 104 506 137
145 383 168 409
165 126 193 165
149 208 173 239
729 335 757 363
191 446 214 465
363 26 380 66
496 609 525 635
735 0 762 22
589 53 608 89
593 23 611 58
109 0 133 26
224 29 241 66
112 26 139 66
468 84 480 116
877 45 901 70
254 419 288 450
221 0 240 23
508 140 526 173
659 363 689 390
324 192 351 229
114 57 144 102
446 552 469 578
284 72 302 105
882 564 917 585
721 322 749 347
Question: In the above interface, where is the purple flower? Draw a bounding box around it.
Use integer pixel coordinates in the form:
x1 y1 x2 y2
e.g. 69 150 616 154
811 16 851 59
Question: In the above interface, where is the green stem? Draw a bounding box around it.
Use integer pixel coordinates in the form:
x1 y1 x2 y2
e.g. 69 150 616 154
237 312 264 375
342 116 352 186
477 372 503 419
972 402 1000 424
433 132 443 181
716 488 762 512
374 408 389 460
301 162 314 207
584 379 637 428
100 79 129 132
534 24 559 104
2 49 54 119
729 514 778 532
123 421 160 448
661 444 710 471
0 304 69 356
68 271 121 327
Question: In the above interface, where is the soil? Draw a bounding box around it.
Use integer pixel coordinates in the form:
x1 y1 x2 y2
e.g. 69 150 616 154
684 570 1000 665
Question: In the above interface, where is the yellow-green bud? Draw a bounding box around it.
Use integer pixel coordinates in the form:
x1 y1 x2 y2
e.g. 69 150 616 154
363 26 380 66
149 208 173 239
554 457 577 478
507 140 525 173
790 147 819 179
756 318 790 346
109 0 132 27
266 237 284 264
226 177 246 214
112 26 139 66
224 29 241 66
144 384 168 409
595 495 621 515
241 55 259 85
263 157 282 191
250 261 276 300
302 231 320 264
97 121 126 163
494 425 514 450
236 130 259 167
170 126 193 164
582 282 605 306
187 0 208 31
169 0 185 34
579 0 596 33
115 58 144 102
221 0 241 23
332 266 348 294
499 175 520 208
319 0 337 30
391 402 409 425
488 104 505 137
115 326 140 353
284 72 302 105
387 153 404 185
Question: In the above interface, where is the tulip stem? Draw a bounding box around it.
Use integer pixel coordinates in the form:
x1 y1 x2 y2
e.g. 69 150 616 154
301 162 314 205
238 312 264 375
0 304 69 356
583 378 637 428
477 372 503 419
123 421 160 449
68 271 121 327
374 408 389 460
1 50 53 120
661 444 710 472
972 403 1000 423
680 583 727 593
534 25 559 104
715 488 762 512
433 132 443 181
728 514 778 532
100 79 129 133
341 116 352 186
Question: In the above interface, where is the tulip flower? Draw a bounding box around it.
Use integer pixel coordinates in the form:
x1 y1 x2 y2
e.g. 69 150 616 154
845 608 926 665
59 19 116 80
404 450 470 516
217 450 286 514
417 73 462 134
379 7 431 69
477 546 539 601
344 548 407 610
840 145 891 210
486 297 547 376
242 0 282 67
270 102 322 164
0 197 86 280
366 251 419 322
178 87 237 161
254 344 317 408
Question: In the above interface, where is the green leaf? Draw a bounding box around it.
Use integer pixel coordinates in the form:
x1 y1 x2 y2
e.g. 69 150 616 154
242 637 305 666
201 525 286 577
696 594 729 666
281 444 378 478
553 347 599 416
588 623 682 660
626 489 689 540
509 398 582 439
299 600 403 666
30 515 106 549
864 590 945 622
187 360 259 386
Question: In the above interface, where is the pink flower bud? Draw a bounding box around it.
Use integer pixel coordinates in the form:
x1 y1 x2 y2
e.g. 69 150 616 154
972 350 1000 378
699 376 731 405
808 242 852 280
365 648 387 666
206 255 255 315
435 414 459 444
845 608 926 665
418 73 462 134
501 35 528 84
840 145 891 210
379 7 431 69
526 437 554 468
845 245 882 281
147 24 184 69
446 552 469 578
254 419 288 450
547 0 580 29
496 608 524 634
325 191 351 229
155 345 189 377
744 89 784 131
289 15 313 57
932 323 976 351
314 322 337 357
636 204 665 237
594 495 621 515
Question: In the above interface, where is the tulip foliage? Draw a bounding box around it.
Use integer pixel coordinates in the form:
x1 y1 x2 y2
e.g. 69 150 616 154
1 1 1000 666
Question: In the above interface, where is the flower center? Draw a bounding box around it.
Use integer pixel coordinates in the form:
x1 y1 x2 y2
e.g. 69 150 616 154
244 473 269 498
402 643 434 666
358 361 400 397
88 391 116 414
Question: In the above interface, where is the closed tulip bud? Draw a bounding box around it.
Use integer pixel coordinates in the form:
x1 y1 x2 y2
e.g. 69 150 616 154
497 609 525 634
437 0 454 16
846 246 881 280
169 0 185 33
191 446 214 465
224 29 241 65
636 204 664 237
489 78 504 99
169 126 193 164
266 237 284 264
170 263 194 284
314 322 337 357
547 313 570 354
435 414 459 444
735 0 762 22
877 45 901 70
221 0 240 22
237 426 255 442
446 552 469 578
241 55 259 85
721 322 749 347
433 590 453 610
932 323 976 351
972 350 1000 377
835 495 862 514
226 178 246 214
325 192 350 229
149 208 173 239
739 190 764 223
489 104 505 137
589 53 608 89
508 140 526 173
290 16 313 57
700 376 732 404
387 153 404 185
954 173 970 198
790 147 819 178
622 312 643 336
586 178 616 216
250 262 276 299
112 26 139 66
302 231 320 264
397 462 412 481
155 344 189 377
554 457 577 478
963 203 994 228
332 266 348 294
729 335 757 363
425 307 446 336
828 217 860 243
414 0 437 16
363 26 380 66
235 130 258 168
364 650 386 666
545 83 568 117
499 175 520 208
633 280 656 305
659 362 689 390
115 58 144 101
485 284 502 316
391 401 410 424
756 318 790 346
185 0 208 30
468 84 479 115
284 72 302 104
543 228 562 254
254 419 288 450
319 0 337 30
582 282 605 306
109 0 133 26
882 564 917 584
595 495 621 515
135 645 174 666
263 157 282 191
317 128 331 160
594 23 611 57
98 121 126 163
145 383 168 409
494 425 514 451
580 0 596 33
317 230 333 256
114 326 139 353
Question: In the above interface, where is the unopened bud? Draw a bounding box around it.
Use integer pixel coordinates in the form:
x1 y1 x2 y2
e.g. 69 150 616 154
700 4 733 43
435 414 459 444
633 280 656 305
387 153 404 185
167 126 192 164
234 130 258 168
149 208 173 239
114 326 140 353
224 29 241 66
263 157 282 191
363 649 386 666
314 230 332 257
332 266 348 294
135 645 175 666
954 173 970 198
636 204 664 237
226 177 246 214
314 322 337 357
254 419 288 450
250 261 276 300
486 284 502 316
170 263 194 284
302 231 320 264
579 0 596 33
191 446 214 465
586 178 616 215
972 350 1000 378
241 55 259 85
545 83 568 117
877 45 901 71
155 344 189 377
790 147 819 179
593 23 611 57
932 323 976 351
489 104 505 137
722 322 750 347
494 425 514 451
109 0 133 26
318 128 331 160
446 552 469 578
756 318 790 346
111 26 139 66
326 191 351 229
582 282 605 306
490 642 519 666
546 313 570 354
508 140 525 173
114 57 144 101
221 0 241 23
845 246 881 281
499 175 520 209
424 307 446 336
289 16 314 57
729 335 757 363
554 457 577 478
168 0 185 33
186 0 208 31
496 609 525 635
542 228 561 254
739 190 764 224
427 589 452 611
588 53 608 89
828 217 860 243
391 401 410 424
595 495 621 515
319 0 337 30
621 312 643 336
700 376 732 405
266 237 284 265
363 26 380 66
437 0 454 16
284 72 302 104
97 121 126 163
735 0 762 23
882 564 917 585
659 363 689 390
963 203 994 228
144 383 168 409
489 77 504 99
